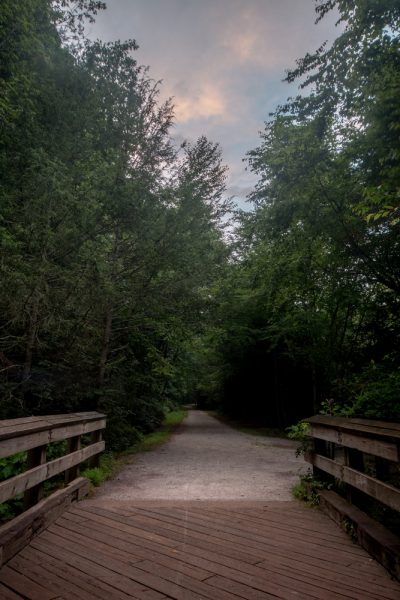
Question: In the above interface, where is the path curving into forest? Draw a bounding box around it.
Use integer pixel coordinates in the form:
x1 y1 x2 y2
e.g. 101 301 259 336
93 410 306 502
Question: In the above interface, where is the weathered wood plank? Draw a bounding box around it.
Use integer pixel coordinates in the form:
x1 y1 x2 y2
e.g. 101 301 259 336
0 412 106 442
50 520 238 600
2 501 399 599
309 423 399 461
63 509 375 590
0 430 48 460
0 442 103 504
344 466 400 512
65 436 81 484
33 532 205 600
347 417 400 432
140 503 351 554
0 565 56 600
23 445 47 509
132 559 265 600
0 422 51 439
305 452 343 479
0 417 46 429
54 518 213 581
306 452 400 512
0 477 89 567
89 430 102 468
10 553 85 600
306 415 400 440
21 546 138 600
182 503 347 542
94 504 400 597
73 505 259 564
64 510 388 598
104 508 393 600
0 418 106 459
78 504 364 568
319 490 400 581
0 582 24 599
206 575 277 600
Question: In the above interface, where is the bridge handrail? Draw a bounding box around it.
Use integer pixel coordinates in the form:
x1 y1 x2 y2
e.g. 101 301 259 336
304 415 400 512
0 411 106 510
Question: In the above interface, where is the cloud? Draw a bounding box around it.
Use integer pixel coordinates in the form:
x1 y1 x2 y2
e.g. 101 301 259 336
87 0 340 203
172 83 228 122
219 6 285 69
227 31 263 65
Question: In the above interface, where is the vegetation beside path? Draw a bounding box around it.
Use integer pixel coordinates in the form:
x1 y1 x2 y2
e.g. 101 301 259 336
1 1 399 454
0 409 187 522
82 409 187 490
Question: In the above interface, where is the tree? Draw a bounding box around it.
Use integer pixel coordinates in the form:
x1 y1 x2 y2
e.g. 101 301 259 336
283 0 400 292
196 0 400 423
0 1 232 441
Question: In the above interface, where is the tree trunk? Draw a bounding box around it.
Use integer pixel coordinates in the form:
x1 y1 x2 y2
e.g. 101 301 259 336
97 303 113 389
22 293 40 381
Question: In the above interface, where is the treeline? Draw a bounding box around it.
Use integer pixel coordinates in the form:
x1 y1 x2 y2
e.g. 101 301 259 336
0 0 230 448
196 0 400 425
1 1 399 442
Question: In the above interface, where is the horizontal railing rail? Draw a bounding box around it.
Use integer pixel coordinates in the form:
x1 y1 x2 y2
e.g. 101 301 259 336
304 415 400 512
0 412 106 510
303 415 400 579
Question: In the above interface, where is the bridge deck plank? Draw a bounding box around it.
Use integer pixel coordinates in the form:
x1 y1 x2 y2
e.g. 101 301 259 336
0 501 399 600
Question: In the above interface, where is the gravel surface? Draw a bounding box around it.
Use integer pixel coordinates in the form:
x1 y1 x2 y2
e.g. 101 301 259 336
93 410 307 502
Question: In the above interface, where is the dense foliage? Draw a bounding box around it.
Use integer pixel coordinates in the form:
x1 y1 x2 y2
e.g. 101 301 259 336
0 0 229 447
1 0 398 445
195 0 400 425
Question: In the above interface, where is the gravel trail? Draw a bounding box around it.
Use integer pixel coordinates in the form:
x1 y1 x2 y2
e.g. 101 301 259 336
93 410 306 502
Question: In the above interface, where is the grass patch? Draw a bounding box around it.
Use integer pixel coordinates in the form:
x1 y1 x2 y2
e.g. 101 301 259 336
134 409 187 452
82 409 187 489
81 451 116 488
0 409 187 518
164 410 188 428
292 472 331 506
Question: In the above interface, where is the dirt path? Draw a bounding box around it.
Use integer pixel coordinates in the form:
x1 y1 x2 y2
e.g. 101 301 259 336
94 410 306 502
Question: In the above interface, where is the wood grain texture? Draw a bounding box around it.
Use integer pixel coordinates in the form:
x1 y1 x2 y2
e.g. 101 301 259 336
0 478 89 567
305 415 400 440
0 500 399 600
0 441 104 504
0 413 106 442
307 452 400 511
309 423 399 461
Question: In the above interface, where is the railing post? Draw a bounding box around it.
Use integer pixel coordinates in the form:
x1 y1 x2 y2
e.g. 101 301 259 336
89 430 102 468
343 447 353 504
312 438 330 483
0 412 106 517
65 435 81 483
345 447 365 504
24 444 47 509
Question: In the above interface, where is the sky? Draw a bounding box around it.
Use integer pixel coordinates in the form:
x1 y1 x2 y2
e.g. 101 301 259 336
87 0 340 207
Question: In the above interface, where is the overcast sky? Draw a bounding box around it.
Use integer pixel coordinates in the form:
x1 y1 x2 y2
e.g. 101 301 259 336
87 0 340 206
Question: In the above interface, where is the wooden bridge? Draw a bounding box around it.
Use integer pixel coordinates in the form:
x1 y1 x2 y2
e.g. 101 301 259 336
0 412 399 600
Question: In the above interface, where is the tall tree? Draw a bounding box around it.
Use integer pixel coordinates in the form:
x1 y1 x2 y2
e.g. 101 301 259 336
196 0 400 423
0 1 232 441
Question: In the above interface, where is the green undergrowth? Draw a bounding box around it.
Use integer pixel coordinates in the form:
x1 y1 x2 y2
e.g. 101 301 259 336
0 409 187 521
292 472 331 506
82 409 187 489
208 411 286 438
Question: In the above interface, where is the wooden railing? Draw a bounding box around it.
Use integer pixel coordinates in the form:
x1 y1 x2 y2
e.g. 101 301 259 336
305 415 400 510
304 415 400 578
0 412 106 566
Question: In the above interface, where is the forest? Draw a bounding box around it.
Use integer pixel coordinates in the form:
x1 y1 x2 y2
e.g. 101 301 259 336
0 0 399 451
